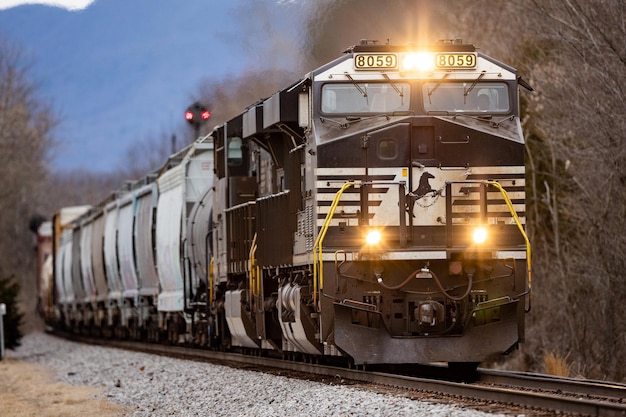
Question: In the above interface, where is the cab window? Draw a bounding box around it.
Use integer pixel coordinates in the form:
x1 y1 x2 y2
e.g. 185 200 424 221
422 82 510 113
322 82 410 114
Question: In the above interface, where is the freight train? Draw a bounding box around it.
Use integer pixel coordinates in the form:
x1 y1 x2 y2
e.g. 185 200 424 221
38 39 532 369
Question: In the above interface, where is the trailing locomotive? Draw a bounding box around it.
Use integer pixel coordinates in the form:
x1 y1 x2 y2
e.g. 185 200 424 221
41 40 532 369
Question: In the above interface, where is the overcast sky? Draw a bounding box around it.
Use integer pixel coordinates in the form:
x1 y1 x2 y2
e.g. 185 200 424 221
0 0 302 173
0 0 95 11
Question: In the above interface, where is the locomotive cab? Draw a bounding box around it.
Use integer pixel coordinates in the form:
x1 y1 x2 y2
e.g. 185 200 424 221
306 40 530 365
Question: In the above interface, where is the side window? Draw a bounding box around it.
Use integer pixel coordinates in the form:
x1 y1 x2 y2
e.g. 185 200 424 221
227 136 243 167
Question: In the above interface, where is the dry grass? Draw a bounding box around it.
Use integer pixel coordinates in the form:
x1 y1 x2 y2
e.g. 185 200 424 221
0 358 128 417
543 351 572 377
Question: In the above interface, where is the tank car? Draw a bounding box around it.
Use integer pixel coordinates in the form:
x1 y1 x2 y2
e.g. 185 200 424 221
48 137 214 341
50 206 91 329
153 140 214 343
204 39 531 367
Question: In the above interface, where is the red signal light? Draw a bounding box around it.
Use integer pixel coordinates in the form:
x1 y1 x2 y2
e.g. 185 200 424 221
185 102 210 127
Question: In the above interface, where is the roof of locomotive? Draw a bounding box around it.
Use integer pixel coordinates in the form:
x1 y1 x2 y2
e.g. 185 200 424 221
309 39 521 82
344 39 476 53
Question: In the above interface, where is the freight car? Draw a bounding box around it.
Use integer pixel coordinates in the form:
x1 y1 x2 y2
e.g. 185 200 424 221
42 39 532 369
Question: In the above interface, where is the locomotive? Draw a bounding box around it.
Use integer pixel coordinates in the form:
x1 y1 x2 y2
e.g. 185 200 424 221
40 39 532 369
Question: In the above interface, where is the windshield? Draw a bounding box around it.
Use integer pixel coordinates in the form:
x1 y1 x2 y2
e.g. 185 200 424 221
321 82 410 114
423 82 510 113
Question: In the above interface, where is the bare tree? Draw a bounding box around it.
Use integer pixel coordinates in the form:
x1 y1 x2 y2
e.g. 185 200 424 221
195 68 298 134
0 38 56 332
511 0 626 381
117 131 177 180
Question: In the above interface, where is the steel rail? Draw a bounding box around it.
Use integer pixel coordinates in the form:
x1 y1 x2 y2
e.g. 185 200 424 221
55 332 626 417
478 368 626 405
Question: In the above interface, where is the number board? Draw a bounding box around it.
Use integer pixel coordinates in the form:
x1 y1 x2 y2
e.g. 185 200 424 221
435 53 477 69
354 54 398 70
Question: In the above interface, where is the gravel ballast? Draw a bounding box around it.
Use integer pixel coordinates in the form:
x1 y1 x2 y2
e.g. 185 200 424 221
8 332 508 416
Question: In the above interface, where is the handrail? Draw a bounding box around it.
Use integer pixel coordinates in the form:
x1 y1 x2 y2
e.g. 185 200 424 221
486 180 532 311
248 233 256 297
248 233 261 309
205 231 213 306
209 257 214 304
313 181 356 306
182 237 190 311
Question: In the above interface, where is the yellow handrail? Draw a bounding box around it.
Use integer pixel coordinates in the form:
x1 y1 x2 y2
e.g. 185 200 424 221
209 257 215 304
313 181 356 305
249 233 258 298
486 181 532 303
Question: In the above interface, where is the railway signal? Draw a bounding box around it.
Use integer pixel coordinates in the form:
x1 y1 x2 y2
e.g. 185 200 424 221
185 102 210 138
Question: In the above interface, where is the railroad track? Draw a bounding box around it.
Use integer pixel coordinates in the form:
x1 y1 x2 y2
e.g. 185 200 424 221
56 332 626 417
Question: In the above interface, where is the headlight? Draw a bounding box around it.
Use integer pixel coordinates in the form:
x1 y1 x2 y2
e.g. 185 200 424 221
400 52 434 73
365 230 382 245
472 226 488 244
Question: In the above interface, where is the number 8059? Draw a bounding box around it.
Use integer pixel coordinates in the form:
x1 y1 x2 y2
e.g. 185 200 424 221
354 54 398 69
435 53 476 68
